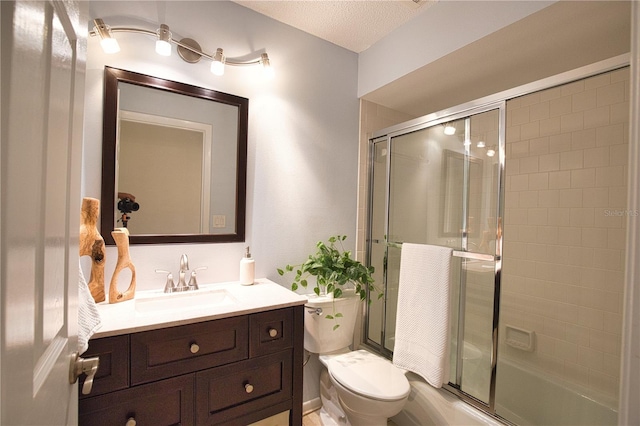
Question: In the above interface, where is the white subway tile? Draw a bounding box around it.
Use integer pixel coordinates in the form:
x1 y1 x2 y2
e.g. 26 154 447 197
529 172 549 190
578 306 604 330
519 190 539 208
549 171 571 189
538 190 560 208
595 165 625 187
572 89 597 112
529 136 550 155
519 156 539 174
584 147 610 168
589 329 621 355
521 121 540 140
610 100 630 124
561 112 584 133
570 168 596 188
571 128 597 150
558 189 583 208
582 187 610 207
565 323 591 346
558 227 582 246
539 153 560 172
511 140 530 158
596 81 626 107
548 208 571 226
530 102 550 121
607 228 626 250
550 96 572 117
539 116 562 137
570 208 595 227
560 150 584 171
581 227 609 248
511 106 530 126
596 123 624 146
527 208 548 226
584 106 611 129
549 133 572 153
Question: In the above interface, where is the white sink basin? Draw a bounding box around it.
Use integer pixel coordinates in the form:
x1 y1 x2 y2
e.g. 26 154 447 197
135 287 238 315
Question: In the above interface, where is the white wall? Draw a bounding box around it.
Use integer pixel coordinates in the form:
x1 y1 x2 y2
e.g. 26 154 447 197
357 0 555 98
83 1 360 292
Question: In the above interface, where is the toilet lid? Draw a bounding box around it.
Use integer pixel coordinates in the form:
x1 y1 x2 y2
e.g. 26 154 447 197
326 350 410 401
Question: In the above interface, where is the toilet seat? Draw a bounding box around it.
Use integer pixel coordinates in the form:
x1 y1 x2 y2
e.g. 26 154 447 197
324 350 410 402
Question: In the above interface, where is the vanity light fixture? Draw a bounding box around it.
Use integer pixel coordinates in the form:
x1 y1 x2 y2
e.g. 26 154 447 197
486 147 496 157
477 140 486 148
93 18 120 54
90 18 273 77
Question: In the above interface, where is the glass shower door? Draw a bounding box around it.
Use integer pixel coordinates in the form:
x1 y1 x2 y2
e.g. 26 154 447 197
365 106 503 408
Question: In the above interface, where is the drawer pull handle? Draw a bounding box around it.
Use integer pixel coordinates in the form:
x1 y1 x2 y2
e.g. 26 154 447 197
190 343 200 354
245 383 254 394
268 328 278 338
125 417 136 426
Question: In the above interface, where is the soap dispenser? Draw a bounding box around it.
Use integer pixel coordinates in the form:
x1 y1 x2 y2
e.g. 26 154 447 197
239 246 255 286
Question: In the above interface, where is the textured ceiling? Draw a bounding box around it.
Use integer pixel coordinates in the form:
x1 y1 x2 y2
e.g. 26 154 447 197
232 0 436 53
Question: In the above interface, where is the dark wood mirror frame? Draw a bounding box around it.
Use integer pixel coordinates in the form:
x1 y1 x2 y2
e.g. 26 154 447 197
101 67 248 245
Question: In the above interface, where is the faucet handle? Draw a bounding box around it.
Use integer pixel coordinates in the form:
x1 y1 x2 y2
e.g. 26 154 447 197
155 269 175 293
187 266 207 290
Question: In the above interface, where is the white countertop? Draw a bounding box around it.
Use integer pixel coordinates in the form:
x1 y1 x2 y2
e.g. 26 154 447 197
93 278 308 338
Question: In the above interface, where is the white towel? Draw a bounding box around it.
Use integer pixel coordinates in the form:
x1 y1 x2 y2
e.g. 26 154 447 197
393 243 452 388
78 263 102 354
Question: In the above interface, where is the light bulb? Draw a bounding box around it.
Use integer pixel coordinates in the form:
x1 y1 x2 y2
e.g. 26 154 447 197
486 148 496 157
444 124 456 135
100 37 120 54
261 53 274 79
211 48 225 76
155 24 172 56
477 141 486 148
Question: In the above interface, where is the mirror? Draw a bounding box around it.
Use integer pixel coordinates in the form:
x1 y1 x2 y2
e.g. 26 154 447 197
101 67 248 245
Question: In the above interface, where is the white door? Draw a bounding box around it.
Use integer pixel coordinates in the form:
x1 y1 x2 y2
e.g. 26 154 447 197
1 0 87 424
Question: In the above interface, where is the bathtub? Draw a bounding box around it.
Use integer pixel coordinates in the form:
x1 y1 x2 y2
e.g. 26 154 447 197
494 360 617 426
391 372 502 426
392 361 618 426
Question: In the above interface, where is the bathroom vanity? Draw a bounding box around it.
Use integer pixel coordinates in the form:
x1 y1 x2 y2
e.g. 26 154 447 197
78 279 306 426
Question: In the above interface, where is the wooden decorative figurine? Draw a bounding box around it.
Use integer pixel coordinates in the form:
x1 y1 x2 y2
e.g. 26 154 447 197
79 197 106 303
109 227 136 303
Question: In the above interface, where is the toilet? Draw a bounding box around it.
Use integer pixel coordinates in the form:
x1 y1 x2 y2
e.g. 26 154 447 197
304 292 410 426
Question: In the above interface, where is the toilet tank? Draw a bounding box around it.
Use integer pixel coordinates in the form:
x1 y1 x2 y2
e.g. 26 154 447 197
304 292 360 353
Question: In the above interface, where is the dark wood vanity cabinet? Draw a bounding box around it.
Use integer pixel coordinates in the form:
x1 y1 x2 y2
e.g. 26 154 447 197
79 306 304 426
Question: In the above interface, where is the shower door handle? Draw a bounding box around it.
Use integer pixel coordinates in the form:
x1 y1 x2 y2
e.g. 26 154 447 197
452 251 496 261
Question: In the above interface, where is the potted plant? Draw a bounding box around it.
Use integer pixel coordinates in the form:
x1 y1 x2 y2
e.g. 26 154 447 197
277 235 382 329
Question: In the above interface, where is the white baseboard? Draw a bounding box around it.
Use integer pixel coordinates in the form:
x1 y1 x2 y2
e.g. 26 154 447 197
303 397 322 415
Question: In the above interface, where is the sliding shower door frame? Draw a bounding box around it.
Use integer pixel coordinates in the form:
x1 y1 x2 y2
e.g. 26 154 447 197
362 54 630 424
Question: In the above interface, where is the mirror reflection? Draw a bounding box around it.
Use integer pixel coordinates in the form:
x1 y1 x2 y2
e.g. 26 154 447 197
101 67 248 245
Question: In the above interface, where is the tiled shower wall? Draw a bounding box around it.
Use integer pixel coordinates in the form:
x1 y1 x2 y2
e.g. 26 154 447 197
501 67 630 400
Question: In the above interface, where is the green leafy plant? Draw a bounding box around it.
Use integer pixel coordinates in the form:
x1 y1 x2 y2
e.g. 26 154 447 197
277 235 382 329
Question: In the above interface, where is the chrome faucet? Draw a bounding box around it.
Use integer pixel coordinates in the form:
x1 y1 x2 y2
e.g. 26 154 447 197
175 254 190 292
157 254 207 293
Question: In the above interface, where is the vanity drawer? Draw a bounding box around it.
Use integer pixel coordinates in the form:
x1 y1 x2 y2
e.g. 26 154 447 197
196 350 292 425
131 315 249 385
80 335 129 398
250 307 294 357
79 374 195 426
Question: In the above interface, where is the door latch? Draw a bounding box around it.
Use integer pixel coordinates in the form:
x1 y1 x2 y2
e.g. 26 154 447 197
69 352 100 395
